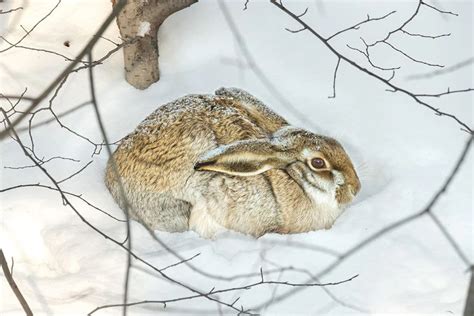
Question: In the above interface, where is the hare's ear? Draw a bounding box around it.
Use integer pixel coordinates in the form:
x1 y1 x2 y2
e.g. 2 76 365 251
194 139 291 176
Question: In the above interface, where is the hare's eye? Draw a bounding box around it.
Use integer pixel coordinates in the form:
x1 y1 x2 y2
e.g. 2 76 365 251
310 158 326 169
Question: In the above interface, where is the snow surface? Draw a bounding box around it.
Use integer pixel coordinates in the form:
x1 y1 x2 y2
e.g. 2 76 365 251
0 0 472 315
137 22 151 37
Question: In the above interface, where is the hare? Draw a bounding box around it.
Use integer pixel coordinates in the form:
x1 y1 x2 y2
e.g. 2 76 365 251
105 88 360 238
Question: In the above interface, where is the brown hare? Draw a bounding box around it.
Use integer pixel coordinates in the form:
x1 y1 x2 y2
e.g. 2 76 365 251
105 88 361 238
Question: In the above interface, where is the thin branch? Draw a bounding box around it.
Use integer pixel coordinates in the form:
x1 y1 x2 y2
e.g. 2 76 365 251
387 70 396 82
6 39 135 159
261 256 367 313
328 57 340 98
381 41 444 68
427 212 471 266
407 57 474 80
285 26 306 33
219 1 319 131
71 38 138 73
87 52 132 316
0 88 31 118
464 266 474 316
400 29 450 39
88 273 358 315
16 101 92 132
0 250 33 316
0 35 79 62
421 0 458 16
0 7 23 14
414 88 474 98
346 42 400 71
57 160 93 184
0 183 126 222
160 253 201 272
1 109 252 315
296 7 308 18
4 155 79 170
0 0 128 140
0 94 35 102
10 257 15 277
100 35 121 46
0 1 61 53
270 0 472 134
326 10 397 41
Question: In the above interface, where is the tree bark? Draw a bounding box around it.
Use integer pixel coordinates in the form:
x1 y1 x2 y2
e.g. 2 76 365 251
114 0 197 90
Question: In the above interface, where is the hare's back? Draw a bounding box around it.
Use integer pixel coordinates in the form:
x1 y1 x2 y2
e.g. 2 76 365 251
111 94 272 189
122 94 274 150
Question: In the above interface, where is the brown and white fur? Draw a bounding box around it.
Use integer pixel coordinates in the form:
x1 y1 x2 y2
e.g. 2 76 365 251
105 88 361 239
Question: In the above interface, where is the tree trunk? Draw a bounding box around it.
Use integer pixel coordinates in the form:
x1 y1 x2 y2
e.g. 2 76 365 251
114 0 197 90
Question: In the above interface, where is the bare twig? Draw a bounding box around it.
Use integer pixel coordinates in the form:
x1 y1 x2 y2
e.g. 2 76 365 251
326 10 397 41
465 266 474 316
0 35 79 62
87 51 132 316
407 57 474 80
0 250 33 316
0 7 23 14
0 0 127 140
1 94 35 102
4 155 79 170
421 0 458 16
88 272 358 315
346 41 400 71
414 88 474 98
1 108 255 315
380 41 444 68
16 101 91 132
160 253 201 272
0 183 126 222
270 0 472 134
400 29 450 39
0 1 61 53
285 26 306 33
261 255 367 313
427 212 471 266
328 57 340 98
3 41 133 161
219 1 318 131
57 160 93 184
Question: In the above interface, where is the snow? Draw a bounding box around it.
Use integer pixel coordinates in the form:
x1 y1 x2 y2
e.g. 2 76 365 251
0 0 472 315
137 21 151 37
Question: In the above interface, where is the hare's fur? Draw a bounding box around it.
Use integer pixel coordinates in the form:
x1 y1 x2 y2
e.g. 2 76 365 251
105 88 360 238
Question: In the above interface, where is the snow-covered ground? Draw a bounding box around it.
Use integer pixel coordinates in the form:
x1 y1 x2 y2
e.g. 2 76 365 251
1 0 472 315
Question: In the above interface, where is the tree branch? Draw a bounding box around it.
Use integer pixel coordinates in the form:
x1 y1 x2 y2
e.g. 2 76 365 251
270 0 472 134
464 266 474 316
328 57 340 98
0 250 33 316
88 271 358 315
326 10 397 41
0 0 127 141
421 0 458 16
0 1 60 53
0 7 23 14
